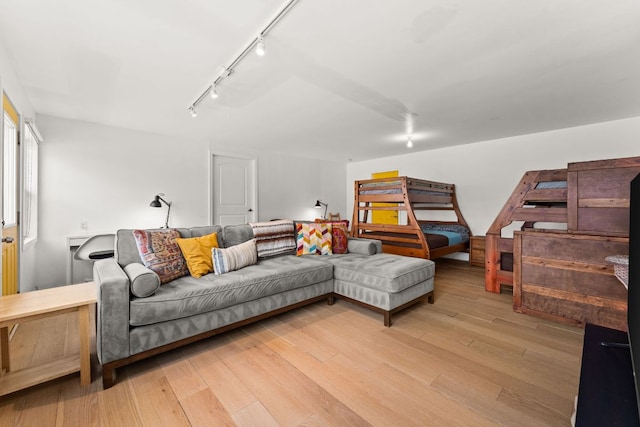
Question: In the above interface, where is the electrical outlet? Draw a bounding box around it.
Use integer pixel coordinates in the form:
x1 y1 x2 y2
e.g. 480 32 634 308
81 220 88 230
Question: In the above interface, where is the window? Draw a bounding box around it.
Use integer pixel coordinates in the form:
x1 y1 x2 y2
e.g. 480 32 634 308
23 120 40 245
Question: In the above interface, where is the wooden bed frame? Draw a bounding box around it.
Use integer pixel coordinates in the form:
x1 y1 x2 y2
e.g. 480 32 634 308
350 176 471 259
485 156 640 330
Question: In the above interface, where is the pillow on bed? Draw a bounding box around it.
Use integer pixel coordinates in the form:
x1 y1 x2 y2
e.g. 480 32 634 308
296 223 332 256
132 229 189 284
212 239 258 274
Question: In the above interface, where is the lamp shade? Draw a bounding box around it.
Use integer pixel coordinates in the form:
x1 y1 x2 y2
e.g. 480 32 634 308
314 200 328 219
150 196 162 207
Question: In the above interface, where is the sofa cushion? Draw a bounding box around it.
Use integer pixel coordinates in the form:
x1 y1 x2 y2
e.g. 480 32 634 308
132 229 189 284
331 254 435 293
249 219 296 258
221 224 253 248
296 223 332 256
128 255 334 326
116 226 222 266
212 239 258 274
176 232 220 278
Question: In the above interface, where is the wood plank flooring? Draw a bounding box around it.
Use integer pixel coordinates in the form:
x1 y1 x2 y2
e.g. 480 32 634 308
0 259 584 426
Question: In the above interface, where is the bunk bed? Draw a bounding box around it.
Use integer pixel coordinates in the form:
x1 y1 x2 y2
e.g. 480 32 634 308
485 156 640 331
350 176 471 259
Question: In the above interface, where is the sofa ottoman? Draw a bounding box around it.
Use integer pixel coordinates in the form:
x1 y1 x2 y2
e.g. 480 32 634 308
330 253 435 326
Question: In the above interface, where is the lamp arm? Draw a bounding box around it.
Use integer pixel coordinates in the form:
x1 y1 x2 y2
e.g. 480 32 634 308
323 204 328 220
158 196 171 207
164 202 172 228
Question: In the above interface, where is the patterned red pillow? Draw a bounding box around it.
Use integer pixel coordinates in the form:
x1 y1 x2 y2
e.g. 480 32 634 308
133 229 189 284
314 220 349 254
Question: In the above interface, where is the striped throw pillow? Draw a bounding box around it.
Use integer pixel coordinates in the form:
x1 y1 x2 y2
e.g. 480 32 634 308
249 219 296 258
212 239 258 274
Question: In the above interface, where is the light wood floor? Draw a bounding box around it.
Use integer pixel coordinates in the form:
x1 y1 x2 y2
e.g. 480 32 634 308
0 259 584 426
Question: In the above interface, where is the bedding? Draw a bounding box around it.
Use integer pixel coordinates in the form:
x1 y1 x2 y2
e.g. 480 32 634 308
535 181 567 189
359 180 447 196
420 224 470 247
360 188 443 196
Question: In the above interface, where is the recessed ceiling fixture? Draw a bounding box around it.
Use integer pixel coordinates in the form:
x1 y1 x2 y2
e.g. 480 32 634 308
405 112 415 148
187 0 299 116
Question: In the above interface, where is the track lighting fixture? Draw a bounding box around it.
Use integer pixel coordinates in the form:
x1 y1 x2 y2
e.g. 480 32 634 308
187 0 299 116
407 136 413 148
256 36 265 56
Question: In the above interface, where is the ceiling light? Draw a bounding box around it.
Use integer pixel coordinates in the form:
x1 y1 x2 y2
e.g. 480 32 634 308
407 137 413 148
187 0 299 116
256 36 265 56
210 86 218 99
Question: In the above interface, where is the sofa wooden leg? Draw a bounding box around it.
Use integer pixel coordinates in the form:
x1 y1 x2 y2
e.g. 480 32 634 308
327 294 335 306
427 293 434 304
384 312 391 327
102 364 116 389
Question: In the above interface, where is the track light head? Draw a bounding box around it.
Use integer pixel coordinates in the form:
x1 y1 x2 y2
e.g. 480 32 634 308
407 136 413 148
210 86 218 99
256 36 265 56
189 106 198 118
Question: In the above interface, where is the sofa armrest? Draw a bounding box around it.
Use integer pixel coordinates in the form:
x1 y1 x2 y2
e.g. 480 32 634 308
94 258 131 365
347 237 382 255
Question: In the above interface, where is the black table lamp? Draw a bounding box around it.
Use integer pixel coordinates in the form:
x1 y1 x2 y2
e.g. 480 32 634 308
150 193 172 228
315 200 328 219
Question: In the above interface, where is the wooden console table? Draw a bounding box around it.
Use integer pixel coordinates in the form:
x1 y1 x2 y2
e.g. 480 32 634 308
0 282 96 396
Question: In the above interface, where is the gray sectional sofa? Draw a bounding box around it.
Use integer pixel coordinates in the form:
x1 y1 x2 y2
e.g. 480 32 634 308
94 224 435 389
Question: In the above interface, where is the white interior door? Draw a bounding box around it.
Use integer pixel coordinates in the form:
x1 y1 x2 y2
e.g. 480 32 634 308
211 155 257 226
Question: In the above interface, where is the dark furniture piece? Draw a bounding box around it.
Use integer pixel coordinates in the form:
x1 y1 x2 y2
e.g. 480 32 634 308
576 323 639 426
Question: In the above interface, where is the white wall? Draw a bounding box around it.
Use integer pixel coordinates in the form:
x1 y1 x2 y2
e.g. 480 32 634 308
35 115 346 288
0 39 38 292
347 116 640 257
256 151 346 222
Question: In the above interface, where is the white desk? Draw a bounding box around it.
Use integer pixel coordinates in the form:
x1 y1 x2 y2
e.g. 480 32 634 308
66 235 92 284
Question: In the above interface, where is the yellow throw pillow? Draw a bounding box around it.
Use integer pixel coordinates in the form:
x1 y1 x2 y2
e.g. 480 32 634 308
176 232 219 278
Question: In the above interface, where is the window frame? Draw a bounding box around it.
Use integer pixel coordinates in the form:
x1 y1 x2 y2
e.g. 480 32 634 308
22 119 40 248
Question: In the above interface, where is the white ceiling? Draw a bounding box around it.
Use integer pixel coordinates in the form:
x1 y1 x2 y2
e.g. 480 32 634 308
1 0 639 162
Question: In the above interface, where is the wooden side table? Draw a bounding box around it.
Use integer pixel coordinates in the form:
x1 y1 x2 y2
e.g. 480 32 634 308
0 281 96 396
469 236 486 267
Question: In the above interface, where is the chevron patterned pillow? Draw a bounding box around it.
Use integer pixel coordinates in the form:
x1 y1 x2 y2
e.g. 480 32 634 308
296 223 332 256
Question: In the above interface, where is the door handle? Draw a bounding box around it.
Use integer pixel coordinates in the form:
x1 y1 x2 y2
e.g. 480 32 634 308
2 237 14 243
248 208 253 212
